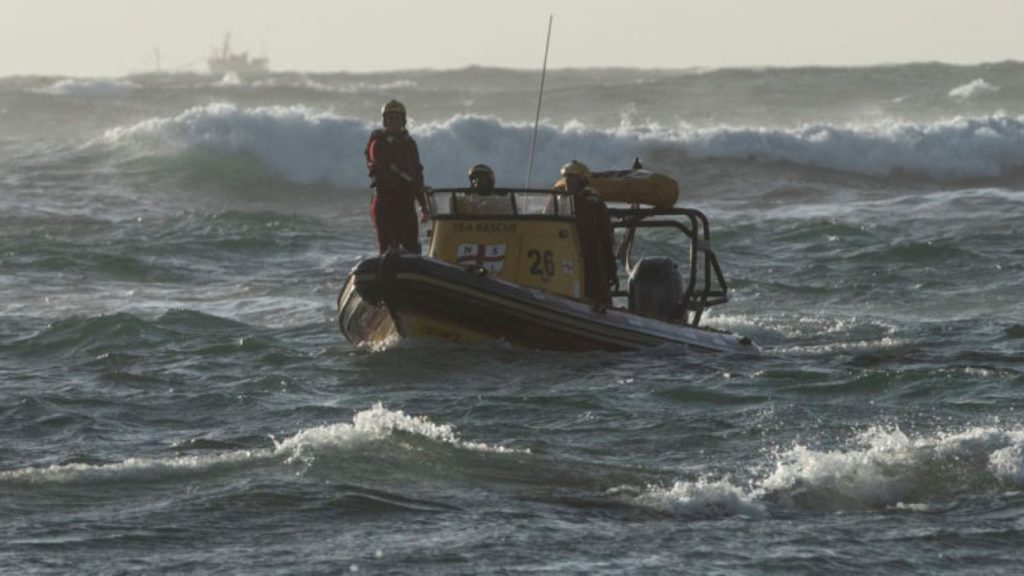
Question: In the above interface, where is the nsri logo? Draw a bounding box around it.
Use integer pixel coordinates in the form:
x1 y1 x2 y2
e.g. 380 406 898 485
456 243 506 273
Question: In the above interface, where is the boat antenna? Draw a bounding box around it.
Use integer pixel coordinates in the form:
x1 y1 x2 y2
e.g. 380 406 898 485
525 15 553 190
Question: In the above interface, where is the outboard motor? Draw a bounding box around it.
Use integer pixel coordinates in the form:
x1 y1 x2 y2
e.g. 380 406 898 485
628 257 683 320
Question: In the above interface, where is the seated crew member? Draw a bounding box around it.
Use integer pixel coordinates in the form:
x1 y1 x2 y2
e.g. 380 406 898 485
468 163 496 193
560 160 616 306
452 164 514 214
364 99 430 253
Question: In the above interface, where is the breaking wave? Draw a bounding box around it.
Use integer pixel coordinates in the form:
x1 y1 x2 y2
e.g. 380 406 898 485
0 403 522 485
680 115 1024 180
623 424 1024 518
37 78 142 96
96 104 1024 188
2 401 1022 521
251 77 419 94
621 477 769 519
948 78 1000 100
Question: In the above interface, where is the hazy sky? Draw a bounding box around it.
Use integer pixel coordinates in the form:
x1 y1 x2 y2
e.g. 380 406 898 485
2 0 1022 76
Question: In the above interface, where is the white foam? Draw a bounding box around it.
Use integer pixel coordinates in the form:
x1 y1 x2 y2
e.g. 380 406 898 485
37 78 142 96
624 425 1024 517
760 425 1024 509
251 77 418 94
733 313 891 340
775 336 905 356
990 443 1024 485
0 450 263 485
948 78 1000 100
271 401 516 465
680 115 1024 180
623 478 767 519
332 79 419 94
98 105 1024 186
0 403 520 484
214 72 244 87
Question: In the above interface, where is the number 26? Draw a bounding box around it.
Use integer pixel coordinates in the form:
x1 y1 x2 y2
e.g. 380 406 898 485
528 249 555 276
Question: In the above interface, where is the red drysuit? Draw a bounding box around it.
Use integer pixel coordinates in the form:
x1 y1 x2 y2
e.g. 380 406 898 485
365 128 426 253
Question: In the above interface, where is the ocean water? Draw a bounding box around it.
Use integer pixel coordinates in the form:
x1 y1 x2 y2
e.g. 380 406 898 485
2 63 1024 574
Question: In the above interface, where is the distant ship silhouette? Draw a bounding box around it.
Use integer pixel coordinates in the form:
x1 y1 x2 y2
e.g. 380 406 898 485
208 34 269 76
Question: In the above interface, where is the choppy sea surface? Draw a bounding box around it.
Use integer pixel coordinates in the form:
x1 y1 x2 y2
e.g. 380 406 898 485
2 63 1023 574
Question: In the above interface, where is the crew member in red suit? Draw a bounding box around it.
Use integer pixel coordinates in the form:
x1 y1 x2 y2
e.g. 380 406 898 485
561 160 616 306
365 100 429 253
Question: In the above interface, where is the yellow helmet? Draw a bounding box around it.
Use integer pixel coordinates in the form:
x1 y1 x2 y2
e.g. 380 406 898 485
560 160 590 181
467 163 495 183
381 99 406 116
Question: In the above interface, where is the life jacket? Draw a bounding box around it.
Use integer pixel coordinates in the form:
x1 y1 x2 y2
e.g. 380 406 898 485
575 188 617 297
365 128 424 192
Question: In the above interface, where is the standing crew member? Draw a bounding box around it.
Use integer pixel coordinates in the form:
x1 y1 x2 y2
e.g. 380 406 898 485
365 100 429 253
561 160 616 306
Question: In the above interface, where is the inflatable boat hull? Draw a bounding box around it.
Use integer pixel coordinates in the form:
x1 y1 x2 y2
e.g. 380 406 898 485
338 253 757 354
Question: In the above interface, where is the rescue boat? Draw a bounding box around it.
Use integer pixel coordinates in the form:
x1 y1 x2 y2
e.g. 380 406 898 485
337 167 757 354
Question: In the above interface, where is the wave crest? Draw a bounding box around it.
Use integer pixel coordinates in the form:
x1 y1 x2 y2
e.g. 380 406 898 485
762 425 1024 510
948 78 1000 100
273 402 520 465
623 424 1024 518
0 403 520 485
37 78 142 96
620 478 767 519
97 104 1024 190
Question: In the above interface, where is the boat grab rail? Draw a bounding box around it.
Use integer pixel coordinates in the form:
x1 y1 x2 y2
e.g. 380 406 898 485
608 206 729 327
426 187 583 218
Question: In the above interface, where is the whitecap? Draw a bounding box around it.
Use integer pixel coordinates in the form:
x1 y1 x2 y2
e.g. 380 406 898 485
36 78 141 97
0 403 523 485
948 78 1000 100
214 72 244 87
621 477 767 519
618 424 1024 518
989 443 1024 485
760 425 1024 509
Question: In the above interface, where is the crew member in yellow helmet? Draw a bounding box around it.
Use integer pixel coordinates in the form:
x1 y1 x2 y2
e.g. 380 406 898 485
561 160 616 305
363 99 430 253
